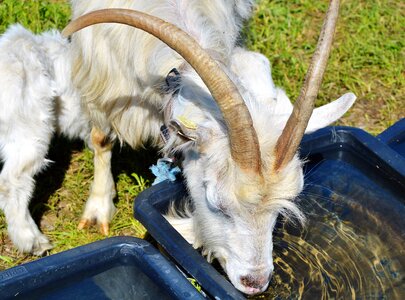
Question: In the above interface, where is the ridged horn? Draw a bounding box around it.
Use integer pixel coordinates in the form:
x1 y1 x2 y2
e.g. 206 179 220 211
62 9 262 174
274 0 340 171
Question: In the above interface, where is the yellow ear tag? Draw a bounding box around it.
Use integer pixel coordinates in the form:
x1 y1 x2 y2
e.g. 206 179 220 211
178 115 197 130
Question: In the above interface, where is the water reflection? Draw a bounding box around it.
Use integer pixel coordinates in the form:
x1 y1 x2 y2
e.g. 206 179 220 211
253 187 404 299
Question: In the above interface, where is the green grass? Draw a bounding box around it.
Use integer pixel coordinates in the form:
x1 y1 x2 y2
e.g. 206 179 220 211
245 0 404 134
0 0 70 32
0 0 403 270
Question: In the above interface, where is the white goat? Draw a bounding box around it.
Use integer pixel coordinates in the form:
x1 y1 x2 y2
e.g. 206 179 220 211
61 0 355 295
0 25 90 255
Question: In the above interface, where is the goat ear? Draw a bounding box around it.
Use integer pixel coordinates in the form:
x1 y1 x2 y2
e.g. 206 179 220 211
305 92 356 133
169 118 198 142
162 116 200 154
165 68 181 93
273 88 293 115
166 115 216 155
273 92 356 133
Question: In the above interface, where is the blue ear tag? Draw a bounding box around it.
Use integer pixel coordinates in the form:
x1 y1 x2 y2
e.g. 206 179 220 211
150 158 181 185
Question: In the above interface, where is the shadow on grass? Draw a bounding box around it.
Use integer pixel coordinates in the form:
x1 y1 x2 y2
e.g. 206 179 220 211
29 136 85 223
111 142 159 185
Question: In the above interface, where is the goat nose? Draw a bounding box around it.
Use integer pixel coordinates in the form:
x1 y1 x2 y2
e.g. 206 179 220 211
240 274 270 294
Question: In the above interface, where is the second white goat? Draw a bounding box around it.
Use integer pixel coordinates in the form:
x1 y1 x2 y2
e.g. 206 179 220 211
0 24 90 255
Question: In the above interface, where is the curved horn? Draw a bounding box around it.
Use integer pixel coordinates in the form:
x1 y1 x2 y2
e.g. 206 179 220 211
62 9 262 174
274 0 340 171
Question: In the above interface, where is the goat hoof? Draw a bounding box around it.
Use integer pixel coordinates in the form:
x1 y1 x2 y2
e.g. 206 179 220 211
78 219 110 235
9 225 53 256
77 218 94 230
100 223 109 236
32 239 53 256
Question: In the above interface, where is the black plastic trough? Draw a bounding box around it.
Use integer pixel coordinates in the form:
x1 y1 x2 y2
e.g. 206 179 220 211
377 118 405 157
0 237 204 300
134 124 405 299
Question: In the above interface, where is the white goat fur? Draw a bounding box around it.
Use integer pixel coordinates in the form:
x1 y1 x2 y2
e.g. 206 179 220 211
0 25 90 255
0 0 356 295
68 0 356 295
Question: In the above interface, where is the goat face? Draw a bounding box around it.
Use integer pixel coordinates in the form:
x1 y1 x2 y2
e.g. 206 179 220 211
185 144 304 294
163 66 306 294
164 44 354 294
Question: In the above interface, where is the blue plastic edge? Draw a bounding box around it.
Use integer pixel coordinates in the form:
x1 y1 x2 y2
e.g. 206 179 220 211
301 126 405 181
0 236 204 300
377 118 405 143
376 118 405 156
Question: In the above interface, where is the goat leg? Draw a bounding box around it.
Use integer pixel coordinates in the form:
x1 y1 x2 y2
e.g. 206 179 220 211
0 142 53 255
78 127 116 235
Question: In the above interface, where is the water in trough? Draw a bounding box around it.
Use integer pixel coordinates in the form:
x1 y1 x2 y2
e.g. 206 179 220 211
254 158 404 299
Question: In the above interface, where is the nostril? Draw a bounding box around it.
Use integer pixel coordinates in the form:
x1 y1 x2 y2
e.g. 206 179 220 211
240 274 269 290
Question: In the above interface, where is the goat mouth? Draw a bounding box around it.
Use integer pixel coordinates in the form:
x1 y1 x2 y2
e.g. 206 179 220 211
223 260 273 295
242 283 269 296
232 275 270 296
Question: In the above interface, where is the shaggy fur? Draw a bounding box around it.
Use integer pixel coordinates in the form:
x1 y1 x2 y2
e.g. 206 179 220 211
66 0 356 295
69 0 254 147
0 3 355 295
0 25 91 255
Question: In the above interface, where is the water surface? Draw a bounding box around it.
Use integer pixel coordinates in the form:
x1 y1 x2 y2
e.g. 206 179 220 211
254 171 404 299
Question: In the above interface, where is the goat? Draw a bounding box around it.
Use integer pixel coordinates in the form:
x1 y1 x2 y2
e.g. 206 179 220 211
61 0 355 295
0 24 91 255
